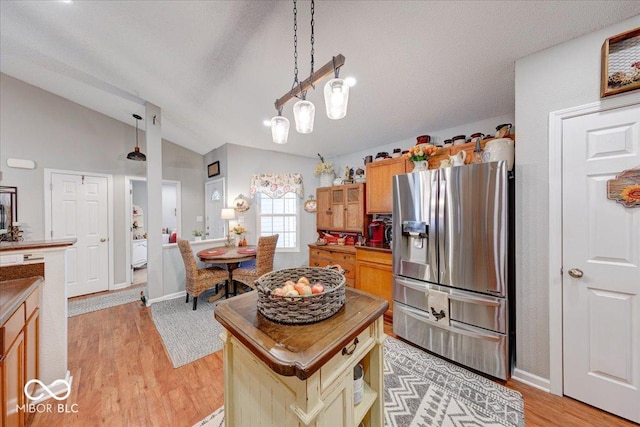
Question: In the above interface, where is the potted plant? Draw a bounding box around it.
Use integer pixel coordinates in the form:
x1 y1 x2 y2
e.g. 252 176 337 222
314 153 335 187
231 224 247 246
403 143 438 172
192 230 203 242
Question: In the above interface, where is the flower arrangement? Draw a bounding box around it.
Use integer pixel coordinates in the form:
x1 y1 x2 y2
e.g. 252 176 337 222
314 153 334 177
403 144 438 162
232 224 247 235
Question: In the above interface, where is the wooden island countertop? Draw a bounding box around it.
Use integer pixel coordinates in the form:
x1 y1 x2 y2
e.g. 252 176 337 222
214 287 388 380
0 276 43 325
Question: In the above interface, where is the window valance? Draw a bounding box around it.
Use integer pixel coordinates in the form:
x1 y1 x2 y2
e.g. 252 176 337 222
250 173 304 199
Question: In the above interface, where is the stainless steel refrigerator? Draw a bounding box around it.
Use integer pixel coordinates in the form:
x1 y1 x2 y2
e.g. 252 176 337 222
392 161 513 379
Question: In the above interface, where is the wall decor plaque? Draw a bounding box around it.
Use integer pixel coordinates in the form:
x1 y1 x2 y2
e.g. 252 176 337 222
601 27 640 98
607 168 640 208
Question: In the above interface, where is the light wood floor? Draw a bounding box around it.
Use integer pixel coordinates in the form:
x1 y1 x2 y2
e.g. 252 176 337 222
28 299 635 427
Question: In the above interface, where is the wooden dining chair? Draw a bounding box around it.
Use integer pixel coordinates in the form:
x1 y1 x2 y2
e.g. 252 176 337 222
177 239 229 310
232 234 279 292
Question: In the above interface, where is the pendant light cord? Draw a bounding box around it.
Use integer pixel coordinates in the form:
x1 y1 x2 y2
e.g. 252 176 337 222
290 0 300 95
135 118 139 147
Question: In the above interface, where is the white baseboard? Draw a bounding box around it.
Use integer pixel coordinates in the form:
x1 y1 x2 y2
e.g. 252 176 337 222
147 290 186 306
511 368 551 393
28 370 74 404
112 281 129 290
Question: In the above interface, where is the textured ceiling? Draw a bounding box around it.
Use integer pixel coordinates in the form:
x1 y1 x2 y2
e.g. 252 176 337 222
1 1 639 158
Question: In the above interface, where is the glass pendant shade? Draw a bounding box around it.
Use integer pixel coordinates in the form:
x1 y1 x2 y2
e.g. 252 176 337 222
293 100 315 133
324 78 349 120
271 115 290 144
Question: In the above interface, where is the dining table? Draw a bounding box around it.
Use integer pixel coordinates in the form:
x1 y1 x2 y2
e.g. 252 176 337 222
196 245 257 301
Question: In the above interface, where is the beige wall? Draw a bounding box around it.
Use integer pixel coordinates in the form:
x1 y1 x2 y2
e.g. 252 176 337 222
514 15 640 380
0 73 205 286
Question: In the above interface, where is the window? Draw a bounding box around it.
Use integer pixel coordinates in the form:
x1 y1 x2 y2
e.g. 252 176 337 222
257 192 299 251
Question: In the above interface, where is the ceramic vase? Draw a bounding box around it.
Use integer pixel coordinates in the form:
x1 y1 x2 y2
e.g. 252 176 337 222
412 160 428 172
320 172 335 187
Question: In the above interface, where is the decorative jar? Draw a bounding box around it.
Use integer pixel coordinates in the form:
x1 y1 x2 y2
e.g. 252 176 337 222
320 172 335 187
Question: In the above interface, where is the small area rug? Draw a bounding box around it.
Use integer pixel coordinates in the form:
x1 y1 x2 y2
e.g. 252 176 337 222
68 285 143 317
194 337 525 427
150 291 224 368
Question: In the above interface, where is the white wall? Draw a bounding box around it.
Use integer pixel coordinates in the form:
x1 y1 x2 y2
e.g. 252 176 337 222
204 143 320 270
0 73 205 285
514 15 640 380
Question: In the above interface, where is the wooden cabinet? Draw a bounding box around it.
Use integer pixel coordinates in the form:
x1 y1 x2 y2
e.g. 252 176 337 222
316 187 332 231
2 305 25 427
215 289 388 427
366 158 413 214
309 244 356 287
316 184 367 235
1 285 40 427
356 248 393 317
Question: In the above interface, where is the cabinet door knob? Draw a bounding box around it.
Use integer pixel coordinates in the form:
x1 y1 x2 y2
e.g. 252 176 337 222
314 262 319 266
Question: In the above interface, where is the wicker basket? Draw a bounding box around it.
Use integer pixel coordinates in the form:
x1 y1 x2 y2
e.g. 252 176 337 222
256 266 346 324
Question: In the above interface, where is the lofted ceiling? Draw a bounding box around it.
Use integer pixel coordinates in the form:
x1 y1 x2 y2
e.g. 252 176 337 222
1 1 639 158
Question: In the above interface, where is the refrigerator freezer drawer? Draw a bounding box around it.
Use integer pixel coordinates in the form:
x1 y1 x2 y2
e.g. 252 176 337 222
394 276 508 334
393 301 508 380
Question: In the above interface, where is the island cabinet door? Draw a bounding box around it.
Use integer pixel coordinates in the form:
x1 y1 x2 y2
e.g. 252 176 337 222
317 372 353 427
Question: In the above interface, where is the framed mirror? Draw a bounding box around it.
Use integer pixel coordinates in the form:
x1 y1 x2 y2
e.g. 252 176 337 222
0 186 17 232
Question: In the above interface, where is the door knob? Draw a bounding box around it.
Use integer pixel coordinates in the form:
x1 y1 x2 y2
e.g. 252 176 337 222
568 268 583 278
100 238 107 242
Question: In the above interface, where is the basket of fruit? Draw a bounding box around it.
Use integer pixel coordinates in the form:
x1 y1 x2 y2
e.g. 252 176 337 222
256 265 346 324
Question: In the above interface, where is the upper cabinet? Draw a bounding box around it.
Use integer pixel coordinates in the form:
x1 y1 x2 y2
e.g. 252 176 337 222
366 158 413 214
316 183 367 235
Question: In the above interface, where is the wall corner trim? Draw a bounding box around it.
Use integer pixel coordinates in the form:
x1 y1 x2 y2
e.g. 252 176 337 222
511 368 551 393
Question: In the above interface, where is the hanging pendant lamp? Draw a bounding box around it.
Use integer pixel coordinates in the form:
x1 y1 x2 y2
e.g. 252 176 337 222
271 109 290 144
127 114 146 161
324 59 349 120
293 96 315 133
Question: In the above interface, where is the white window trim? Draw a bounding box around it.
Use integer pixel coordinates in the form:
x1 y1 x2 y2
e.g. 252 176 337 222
256 192 300 253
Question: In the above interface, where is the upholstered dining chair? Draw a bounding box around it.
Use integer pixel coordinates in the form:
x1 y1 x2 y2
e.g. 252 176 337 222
232 234 279 292
177 239 229 310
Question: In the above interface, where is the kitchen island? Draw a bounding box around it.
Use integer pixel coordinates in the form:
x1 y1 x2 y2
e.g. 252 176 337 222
214 287 388 427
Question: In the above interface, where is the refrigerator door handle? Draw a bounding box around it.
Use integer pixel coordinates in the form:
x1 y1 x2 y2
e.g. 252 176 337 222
438 176 447 282
448 292 501 307
429 176 438 281
396 277 429 294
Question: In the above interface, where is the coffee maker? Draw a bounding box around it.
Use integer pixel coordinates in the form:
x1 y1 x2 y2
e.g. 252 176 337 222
368 220 385 245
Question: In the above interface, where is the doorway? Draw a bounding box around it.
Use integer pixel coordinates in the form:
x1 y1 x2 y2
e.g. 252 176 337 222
125 176 181 287
549 93 640 423
44 169 113 297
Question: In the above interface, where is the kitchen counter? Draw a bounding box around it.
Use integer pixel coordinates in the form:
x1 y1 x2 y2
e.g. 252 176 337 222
0 238 77 252
215 287 388 426
356 243 392 253
214 287 388 379
0 276 42 325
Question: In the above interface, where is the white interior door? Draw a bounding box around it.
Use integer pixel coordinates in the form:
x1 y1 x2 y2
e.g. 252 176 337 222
51 172 109 298
205 178 225 239
562 102 640 423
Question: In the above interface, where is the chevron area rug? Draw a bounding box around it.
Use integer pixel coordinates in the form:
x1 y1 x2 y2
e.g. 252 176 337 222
195 336 525 427
68 285 144 317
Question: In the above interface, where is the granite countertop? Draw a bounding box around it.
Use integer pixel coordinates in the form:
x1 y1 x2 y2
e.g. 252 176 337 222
0 276 43 325
0 238 77 252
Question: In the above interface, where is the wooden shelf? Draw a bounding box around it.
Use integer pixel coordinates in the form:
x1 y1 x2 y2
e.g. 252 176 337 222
354 382 377 427
428 134 515 169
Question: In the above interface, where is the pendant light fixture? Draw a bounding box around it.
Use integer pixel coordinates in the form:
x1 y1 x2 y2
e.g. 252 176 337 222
324 57 349 120
270 0 350 144
127 114 146 161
